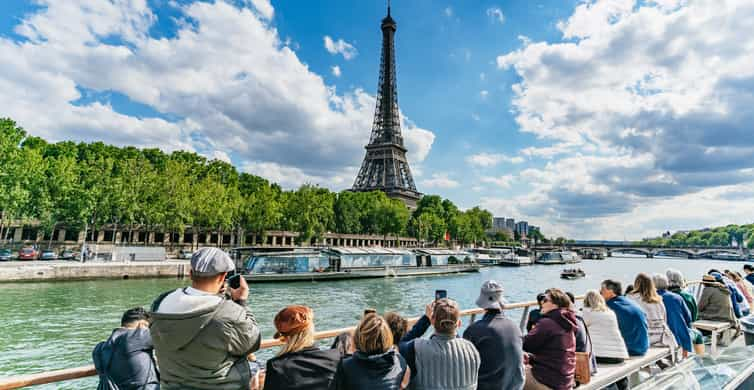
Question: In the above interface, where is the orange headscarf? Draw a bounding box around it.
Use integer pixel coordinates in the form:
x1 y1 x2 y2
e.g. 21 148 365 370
273 305 313 339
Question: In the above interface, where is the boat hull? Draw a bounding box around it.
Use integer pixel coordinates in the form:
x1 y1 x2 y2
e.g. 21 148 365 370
243 264 480 283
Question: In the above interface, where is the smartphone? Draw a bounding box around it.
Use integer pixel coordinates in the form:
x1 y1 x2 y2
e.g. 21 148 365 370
363 308 377 316
227 273 242 289
435 289 447 301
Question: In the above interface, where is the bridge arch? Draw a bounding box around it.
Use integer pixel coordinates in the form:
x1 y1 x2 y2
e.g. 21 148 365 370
609 248 653 258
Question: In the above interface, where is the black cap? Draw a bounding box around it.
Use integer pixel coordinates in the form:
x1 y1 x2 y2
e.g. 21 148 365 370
121 307 149 326
744 264 753 271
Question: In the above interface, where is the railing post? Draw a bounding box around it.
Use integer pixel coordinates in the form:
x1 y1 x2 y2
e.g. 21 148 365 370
519 306 530 333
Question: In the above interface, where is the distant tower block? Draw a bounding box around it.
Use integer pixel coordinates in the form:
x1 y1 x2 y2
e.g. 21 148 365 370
351 3 421 209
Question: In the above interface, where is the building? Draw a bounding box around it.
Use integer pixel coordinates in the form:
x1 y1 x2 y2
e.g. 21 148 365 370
505 218 515 231
527 225 540 235
493 217 507 231
351 4 421 209
515 221 529 236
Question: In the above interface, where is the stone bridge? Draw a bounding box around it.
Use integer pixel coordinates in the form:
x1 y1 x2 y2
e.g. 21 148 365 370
534 243 750 259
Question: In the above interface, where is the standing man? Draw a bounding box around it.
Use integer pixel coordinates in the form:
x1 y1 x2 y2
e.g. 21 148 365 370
93 307 159 390
463 280 524 390
743 264 754 289
150 247 261 390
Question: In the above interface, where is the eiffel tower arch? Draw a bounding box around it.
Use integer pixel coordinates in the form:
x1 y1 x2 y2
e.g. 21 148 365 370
351 4 421 209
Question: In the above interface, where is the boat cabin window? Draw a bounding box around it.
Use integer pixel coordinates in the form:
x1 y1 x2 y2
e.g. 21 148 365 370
246 255 328 274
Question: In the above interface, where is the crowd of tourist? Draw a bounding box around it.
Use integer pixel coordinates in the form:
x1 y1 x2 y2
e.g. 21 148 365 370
91 247 754 390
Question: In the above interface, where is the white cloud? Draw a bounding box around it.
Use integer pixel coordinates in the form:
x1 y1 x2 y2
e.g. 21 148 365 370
331 65 341 77
444 7 453 17
211 150 232 163
480 90 489 99
486 7 505 24
466 152 524 167
242 161 354 190
494 0 754 237
248 0 274 20
0 1 435 191
481 174 514 189
323 35 357 60
421 173 460 189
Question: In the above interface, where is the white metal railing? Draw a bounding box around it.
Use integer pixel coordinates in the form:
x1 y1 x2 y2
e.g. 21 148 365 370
0 282 706 389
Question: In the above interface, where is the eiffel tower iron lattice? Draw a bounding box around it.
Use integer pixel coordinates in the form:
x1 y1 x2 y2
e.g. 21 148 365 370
351 3 421 209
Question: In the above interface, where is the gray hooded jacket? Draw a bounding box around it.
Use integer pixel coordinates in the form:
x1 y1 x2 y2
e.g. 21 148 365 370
149 288 261 390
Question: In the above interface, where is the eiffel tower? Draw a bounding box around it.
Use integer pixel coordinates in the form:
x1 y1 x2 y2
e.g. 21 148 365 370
351 2 421 209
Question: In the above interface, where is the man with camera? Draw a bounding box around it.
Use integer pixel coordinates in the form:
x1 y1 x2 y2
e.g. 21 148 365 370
150 247 261 390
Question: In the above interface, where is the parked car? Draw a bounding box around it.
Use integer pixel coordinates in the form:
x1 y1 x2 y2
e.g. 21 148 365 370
178 249 194 259
18 247 39 260
59 249 78 260
0 249 12 261
40 249 58 260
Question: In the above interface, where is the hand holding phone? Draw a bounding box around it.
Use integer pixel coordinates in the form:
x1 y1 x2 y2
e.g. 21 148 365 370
435 289 447 301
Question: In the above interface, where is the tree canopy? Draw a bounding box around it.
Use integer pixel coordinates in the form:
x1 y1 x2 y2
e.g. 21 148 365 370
0 118 499 246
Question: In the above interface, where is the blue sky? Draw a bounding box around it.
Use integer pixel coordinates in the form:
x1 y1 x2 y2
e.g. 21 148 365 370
1 0 754 239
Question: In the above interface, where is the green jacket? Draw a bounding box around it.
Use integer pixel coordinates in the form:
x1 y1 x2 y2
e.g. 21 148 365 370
670 286 698 322
150 289 261 390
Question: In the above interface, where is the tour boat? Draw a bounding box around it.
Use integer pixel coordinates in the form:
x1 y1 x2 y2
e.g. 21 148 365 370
560 268 586 280
535 251 581 265
706 253 744 261
240 247 479 282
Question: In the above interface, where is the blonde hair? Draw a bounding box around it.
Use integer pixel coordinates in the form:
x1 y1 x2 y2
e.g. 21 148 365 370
583 290 607 312
633 273 662 304
354 313 393 355
277 323 314 356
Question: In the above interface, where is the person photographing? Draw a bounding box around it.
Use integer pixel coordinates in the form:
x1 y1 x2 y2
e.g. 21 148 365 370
150 247 261 390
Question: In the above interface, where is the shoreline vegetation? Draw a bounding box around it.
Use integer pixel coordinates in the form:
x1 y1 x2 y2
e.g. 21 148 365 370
0 118 547 248
640 225 754 249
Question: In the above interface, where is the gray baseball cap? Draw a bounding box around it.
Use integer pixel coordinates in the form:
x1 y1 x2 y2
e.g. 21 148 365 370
475 280 506 310
190 247 235 276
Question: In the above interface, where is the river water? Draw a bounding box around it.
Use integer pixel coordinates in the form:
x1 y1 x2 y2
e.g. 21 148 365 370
0 255 747 389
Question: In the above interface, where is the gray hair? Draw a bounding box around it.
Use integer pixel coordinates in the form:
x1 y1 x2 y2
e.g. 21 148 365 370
653 273 669 290
666 268 685 288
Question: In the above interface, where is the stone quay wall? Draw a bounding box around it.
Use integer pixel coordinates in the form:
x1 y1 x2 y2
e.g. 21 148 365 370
0 260 190 283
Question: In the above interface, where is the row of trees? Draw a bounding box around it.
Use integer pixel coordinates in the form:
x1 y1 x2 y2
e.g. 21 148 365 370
0 118 499 246
641 224 754 249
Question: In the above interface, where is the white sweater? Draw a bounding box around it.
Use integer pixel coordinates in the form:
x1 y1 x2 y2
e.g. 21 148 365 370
627 293 678 349
581 308 629 359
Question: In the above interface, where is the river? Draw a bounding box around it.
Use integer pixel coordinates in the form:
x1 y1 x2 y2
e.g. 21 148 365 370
0 255 747 388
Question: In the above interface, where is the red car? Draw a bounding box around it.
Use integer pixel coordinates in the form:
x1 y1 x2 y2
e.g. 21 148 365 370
18 247 39 260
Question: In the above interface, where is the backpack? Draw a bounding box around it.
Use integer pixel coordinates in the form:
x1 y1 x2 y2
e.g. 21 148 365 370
92 339 121 390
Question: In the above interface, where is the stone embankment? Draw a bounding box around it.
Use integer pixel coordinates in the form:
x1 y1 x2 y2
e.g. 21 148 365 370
0 260 190 282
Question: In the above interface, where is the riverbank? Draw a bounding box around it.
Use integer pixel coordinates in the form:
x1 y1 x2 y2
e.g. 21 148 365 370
0 260 190 282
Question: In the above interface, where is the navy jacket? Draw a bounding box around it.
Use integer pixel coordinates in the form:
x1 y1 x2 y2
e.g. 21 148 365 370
397 315 432 379
658 289 693 352
606 296 649 356
334 349 407 390
463 310 524 390
92 328 159 390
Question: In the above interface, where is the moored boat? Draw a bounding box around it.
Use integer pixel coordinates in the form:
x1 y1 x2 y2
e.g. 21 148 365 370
241 247 479 282
535 251 581 265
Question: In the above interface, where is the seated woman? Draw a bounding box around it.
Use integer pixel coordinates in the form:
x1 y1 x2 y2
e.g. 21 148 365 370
581 290 629 363
333 313 409 390
627 273 678 350
666 269 704 355
699 275 741 344
653 274 700 357
525 293 547 332
264 305 341 390
523 288 577 390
